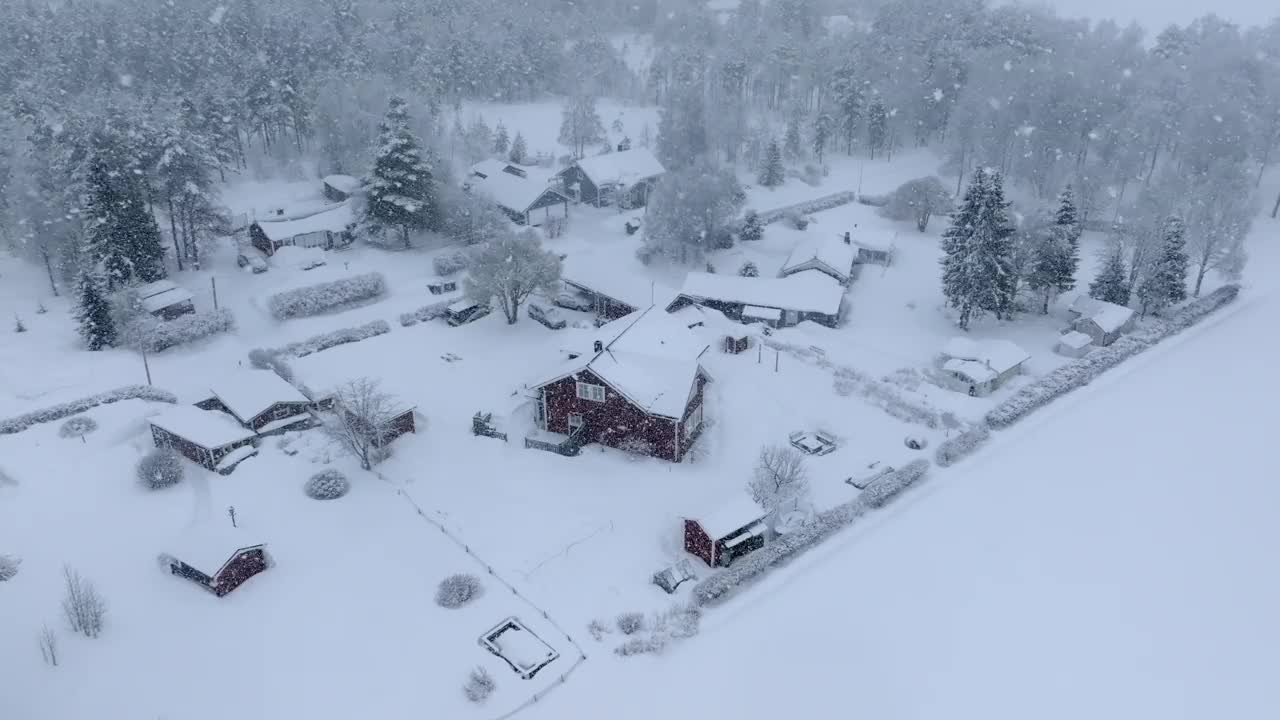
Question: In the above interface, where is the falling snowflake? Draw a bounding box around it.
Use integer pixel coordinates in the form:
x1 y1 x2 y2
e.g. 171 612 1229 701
209 5 227 25
932 88 944 102
1088 131 1099 140
987 97 1002 110
1003 60 1012 71
119 74 134 88
1122 68 1133 78
1213 115 1223 123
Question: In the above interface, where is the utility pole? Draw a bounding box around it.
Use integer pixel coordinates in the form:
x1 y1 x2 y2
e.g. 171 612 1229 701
228 506 237 528
141 348 152 386
211 276 219 310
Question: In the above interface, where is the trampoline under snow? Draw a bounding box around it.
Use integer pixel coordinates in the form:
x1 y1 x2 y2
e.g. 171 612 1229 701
479 616 560 680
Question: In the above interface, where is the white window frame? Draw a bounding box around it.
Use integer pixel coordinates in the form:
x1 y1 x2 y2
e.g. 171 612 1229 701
684 402 703 439
568 413 585 431
576 382 606 402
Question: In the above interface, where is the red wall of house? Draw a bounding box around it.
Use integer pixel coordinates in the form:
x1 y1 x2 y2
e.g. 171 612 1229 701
684 520 718 566
542 369 682 461
213 548 269 597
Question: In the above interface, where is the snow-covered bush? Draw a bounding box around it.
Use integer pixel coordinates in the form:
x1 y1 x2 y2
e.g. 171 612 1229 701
615 636 666 656
758 191 856 225
248 348 296 383
399 300 451 327
614 605 701 658
934 425 992 467
463 666 495 704
782 208 810 230
692 460 930 606
58 416 99 442
0 554 20 581
587 619 610 641
738 261 759 277
616 612 644 635
137 448 184 490
860 457 931 509
435 573 483 609
304 469 350 500
986 285 1239 428
268 273 387 320
139 308 235 352
879 176 953 231
0 386 177 436
62 566 106 638
433 250 470 276
14 315 27 333
273 320 390 358
616 437 655 461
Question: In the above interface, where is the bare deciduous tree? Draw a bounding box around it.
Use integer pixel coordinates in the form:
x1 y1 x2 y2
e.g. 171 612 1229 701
747 445 811 513
464 229 562 324
61 566 106 638
325 378 400 470
39 624 58 666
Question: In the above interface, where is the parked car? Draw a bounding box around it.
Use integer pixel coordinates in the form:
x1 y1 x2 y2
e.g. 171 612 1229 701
236 250 268 273
528 301 566 330
553 290 593 312
624 217 642 235
446 299 490 326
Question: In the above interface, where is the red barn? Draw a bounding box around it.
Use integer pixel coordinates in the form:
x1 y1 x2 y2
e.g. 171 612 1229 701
684 495 769 567
160 524 271 597
526 307 710 462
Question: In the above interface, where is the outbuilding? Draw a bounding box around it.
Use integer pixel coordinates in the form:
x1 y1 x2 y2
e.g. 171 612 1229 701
666 270 846 328
557 148 666 208
684 495 768 567
779 235 856 284
1055 330 1094 359
851 237 894 266
160 523 271 597
148 406 258 471
1069 295 1135 347
249 204 354 257
196 370 315 434
322 174 361 202
468 167 569 226
938 337 1031 396
134 279 196 320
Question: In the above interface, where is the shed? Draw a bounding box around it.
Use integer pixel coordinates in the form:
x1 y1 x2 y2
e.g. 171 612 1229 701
197 370 314 433
468 168 569 226
851 236 894 266
779 236 856 284
135 279 196 320
938 338 1031 396
666 270 845 328
322 174 361 202
557 148 666 208
1055 330 1095 359
1069 295 1135 347
148 406 258 470
249 204 354 256
160 522 271 597
684 494 768 567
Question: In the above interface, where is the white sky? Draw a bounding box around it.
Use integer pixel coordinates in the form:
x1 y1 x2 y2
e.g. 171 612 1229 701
1024 0 1275 31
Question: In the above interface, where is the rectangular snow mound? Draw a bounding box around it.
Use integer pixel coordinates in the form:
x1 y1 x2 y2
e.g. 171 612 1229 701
479 617 559 680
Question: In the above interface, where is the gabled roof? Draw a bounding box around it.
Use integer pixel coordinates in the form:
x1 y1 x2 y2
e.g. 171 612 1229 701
168 516 266 575
255 204 354 242
529 307 709 419
941 337 1030 376
209 370 311 425
672 270 845 316
136 279 181 299
561 257 677 310
1069 295 1135 334
780 236 855 281
569 148 665 188
1057 331 1094 350
471 171 567 215
322 174 361 193
138 285 194 313
148 406 257 450
694 493 767 539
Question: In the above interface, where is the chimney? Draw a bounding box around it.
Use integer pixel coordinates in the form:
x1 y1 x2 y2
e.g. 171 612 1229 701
843 231 851 245
594 340 603 353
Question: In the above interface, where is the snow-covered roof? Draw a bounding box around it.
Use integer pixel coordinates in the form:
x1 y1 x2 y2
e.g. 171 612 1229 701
140 287 194 313
471 171 566 214
469 159 522 179
322 174 361 193
1070 295 1134 334
743 305 782 321
674 271 845 316
780 236 855 280
255 204 353 242
695 493 766 539
209 370 311 424
167 518 265 575
149 406 257 449
136 279 181 299
853 235 894 253
529 307 709 419
214 445 257 470
943 358 998 384
562 260 675 310
570 148 665 188
1057 331 1094 350
941 337 1031 375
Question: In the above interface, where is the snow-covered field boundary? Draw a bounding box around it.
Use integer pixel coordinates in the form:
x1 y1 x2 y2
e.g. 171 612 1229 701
399 300 453 327
267 272 388 320
141 308 235 352
267 319 391 358
986 284 1240 429
934 425 992 467
0 385 177 435
756 191 858 225
691 459 931 607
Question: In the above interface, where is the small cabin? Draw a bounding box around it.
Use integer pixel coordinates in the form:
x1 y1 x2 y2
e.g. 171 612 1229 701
779 236 856 285
666 271 846 329
1068 295 1135 347
135 279 196 321
249 204 354 257
938 338 1031 396
160 525 271 597
684 495 768 567
1055 330 1094 359
556 148 666 208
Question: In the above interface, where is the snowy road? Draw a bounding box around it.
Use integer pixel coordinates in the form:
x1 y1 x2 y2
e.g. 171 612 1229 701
533 290 1280 719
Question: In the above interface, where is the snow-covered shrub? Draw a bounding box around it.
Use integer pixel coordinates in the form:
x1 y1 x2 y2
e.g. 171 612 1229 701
692 460 930 606
860 457 931 509
463 666 495 704
758 192 857 225
139 308 235 352
857 193 890 207
304 469 350 500
616 612 644 635
274 320 390 358
61 566 106 638
934 425 991 467
0 554 20 582
587 619 610 641
433 250 470 276
986 284 1239 428
399 300 451 327
738 261 759 277
782 209 810 230
58 416 99 442
247 348 296 384
435 573 483 609
36 302 47 315
832 366 941 428
615 636 665 656
616 437 655 461
14 315 27 333
137 448 184 490
0 386 177 436
614 605 701 658
268 273 387 320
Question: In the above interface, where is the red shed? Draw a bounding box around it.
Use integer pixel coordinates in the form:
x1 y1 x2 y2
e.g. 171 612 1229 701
684 495 768 567
160 523 271 597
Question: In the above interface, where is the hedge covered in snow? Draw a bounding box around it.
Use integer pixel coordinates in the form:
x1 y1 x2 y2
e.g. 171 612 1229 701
141 308 235 352
432 250 470 277
934 425 992 468
757 191 857 225
271 320 390 358
986 284 1240 429
0 385 177 436
399 300 451 327
268 273 387 320
692 459 931 607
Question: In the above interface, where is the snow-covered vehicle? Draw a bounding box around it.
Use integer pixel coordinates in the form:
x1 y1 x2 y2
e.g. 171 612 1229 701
446 299 491 326
552 290 593 312
527 301 566 330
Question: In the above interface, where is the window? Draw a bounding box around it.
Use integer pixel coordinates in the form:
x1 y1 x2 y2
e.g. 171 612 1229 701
568 413 584 430
576 382 606 402
684 402 703 439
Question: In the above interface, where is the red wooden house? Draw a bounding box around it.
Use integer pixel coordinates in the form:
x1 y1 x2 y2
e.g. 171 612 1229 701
149 406 259 472
160 524 271 597
196 370 316 434
684 495 769 567
526 307 710 462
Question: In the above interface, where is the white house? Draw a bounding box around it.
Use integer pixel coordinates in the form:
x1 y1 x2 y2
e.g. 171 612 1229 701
938 337 1031 396
467 162 569 226
1068 295 1136 347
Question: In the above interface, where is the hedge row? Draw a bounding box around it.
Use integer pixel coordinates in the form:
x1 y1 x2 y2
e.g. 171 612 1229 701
933 425 992 467
756 191 858 225
0 385 177 435
271 320 391 358
141 308 235 352
986 284 1240 429
267 272 387 320
691 459 931 607
399 300 451 327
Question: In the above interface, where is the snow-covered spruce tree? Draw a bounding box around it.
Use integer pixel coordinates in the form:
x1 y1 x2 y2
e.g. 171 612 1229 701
783 110 804 161
811 113 832 166
155 100 224 272
464 115 492 163
939 168 1017 330
656 72 709 171
508 131 527 165
739 210 764 243
830 63 863 154
867 98 889 159
880 176 953 232
365 96 439 249
1089 245 1131 306
73 269 116 351
465 229 561 324
1026 186 1082 313
758 139 785 188
1136 215 1189 317
81 140 166 290
492 121 510 156
643 162 744 264
738 261 759 277
558 95 606 159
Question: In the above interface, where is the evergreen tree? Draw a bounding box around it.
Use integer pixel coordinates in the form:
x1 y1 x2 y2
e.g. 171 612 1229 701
830 64 863 155
867 99 889 159
940 168 1017 330
758 139 785 188
1090 245 1131 306
738 260 759 277
740 210 764 242
81 138 166 290
508 132 527 164
656 78 708 170
1136 215 1189 316
812 113 832 165
783 110 804 161
1055 185 1080 231
365 96 439 249
73 269 115 351
1028 233 1076 314
492 122 510 156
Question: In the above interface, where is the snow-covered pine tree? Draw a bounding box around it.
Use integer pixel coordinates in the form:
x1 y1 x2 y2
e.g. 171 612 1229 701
558 95 605 159
1028 232 1076 314
656 73 709 170
1089 245 1131 306
81 137 166 290
1136 215 1189 316
867 99 889 159
830 64 863 154
812 113 832 166
783 110 804 161
465 115 492 162
740 210 764 242
74 268 116 351
365 96 439 249
738 260 759 277
939 168 1017 329
758 139 785 188
508 132 527 164
492 122 510 156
